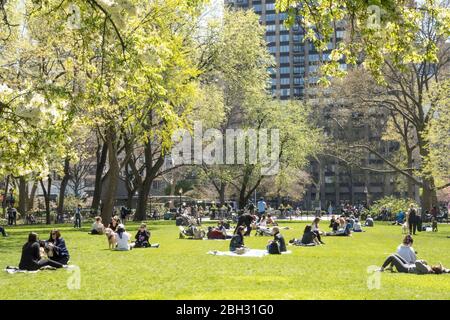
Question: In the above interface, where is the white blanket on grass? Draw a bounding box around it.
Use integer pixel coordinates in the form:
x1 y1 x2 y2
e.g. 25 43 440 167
207 249 292 258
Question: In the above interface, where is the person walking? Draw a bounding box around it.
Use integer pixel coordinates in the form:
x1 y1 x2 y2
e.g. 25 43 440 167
407 204 418 235
74 204 82 229
257 197 267 223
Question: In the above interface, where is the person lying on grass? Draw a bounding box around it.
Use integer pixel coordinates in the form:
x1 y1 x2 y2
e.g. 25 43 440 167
290 225 322 246
47 229 70 265
378 255 450 274
133 224 159 248
89 216 105 235
311 217 325 244
266 227 286 253
18 232 67 271
115 224 133 251
230 226 248 253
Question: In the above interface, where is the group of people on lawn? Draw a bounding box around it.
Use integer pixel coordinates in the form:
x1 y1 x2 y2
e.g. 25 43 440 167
6 203 449 275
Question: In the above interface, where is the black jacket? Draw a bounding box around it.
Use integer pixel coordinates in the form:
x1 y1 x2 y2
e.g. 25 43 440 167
135 230 150 244
274 233 287 252
230 234 244 251
19 242 41 271
50 238 70 259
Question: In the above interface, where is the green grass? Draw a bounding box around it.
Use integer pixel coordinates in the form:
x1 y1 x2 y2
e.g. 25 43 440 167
1 220 450 300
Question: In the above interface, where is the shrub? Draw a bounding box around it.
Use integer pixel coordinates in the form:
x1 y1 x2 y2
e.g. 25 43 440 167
369 196 418 219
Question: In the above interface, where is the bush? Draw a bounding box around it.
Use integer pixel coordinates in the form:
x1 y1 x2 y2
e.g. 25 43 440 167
369 196 418 219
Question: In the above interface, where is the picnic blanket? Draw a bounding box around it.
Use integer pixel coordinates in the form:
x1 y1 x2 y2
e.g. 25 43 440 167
207 249 292 258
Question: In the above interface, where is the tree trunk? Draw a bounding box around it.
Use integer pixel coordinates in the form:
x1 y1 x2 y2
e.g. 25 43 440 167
421 178 438 213
28 181 38 211
92 140 108 212
101 127 120 224
57 158 71 215
219 182 226 205
2 175 9 216
134 156 164 221
18 176 28 216
40 176 52 225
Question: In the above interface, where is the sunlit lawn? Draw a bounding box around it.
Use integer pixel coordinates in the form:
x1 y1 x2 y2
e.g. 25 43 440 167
1 219 449 300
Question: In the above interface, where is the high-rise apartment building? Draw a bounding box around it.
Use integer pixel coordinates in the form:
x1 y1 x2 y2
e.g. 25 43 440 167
226 0 346 101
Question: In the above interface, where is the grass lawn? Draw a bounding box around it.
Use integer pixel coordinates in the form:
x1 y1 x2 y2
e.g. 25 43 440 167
1 220 450 300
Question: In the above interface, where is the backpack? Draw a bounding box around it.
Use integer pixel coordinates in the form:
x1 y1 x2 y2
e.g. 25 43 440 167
268 241 281 254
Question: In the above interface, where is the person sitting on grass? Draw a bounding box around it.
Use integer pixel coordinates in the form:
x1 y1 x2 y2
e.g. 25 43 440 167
47 229 70 265
207 221 232 240
327 218 352 236
267 227 286 253
290 225 321 246
133 224 160 248
258 215 267 227
311 217 325 244
365 215 374 227
115 224 132 251
89 216 105 235
353 219 364 232
0 225 8 237
108 216 121 232
329 215 336 229
396 235 417 265
266 214 278 226
19 232 66 271
230 226 246 252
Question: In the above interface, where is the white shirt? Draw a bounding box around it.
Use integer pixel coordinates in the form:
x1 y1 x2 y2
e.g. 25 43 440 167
115 232 131 250
397 245 417 264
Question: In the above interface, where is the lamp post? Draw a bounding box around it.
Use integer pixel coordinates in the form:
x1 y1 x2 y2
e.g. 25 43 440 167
179 188 183 213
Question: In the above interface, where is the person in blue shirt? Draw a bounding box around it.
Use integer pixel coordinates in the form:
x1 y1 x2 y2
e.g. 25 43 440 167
257 198 267 222
47 229 70 265
393 211 405 225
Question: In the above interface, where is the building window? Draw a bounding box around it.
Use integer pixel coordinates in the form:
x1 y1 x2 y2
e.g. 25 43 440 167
266 3 275 10
279 45 290 53
280 78 290 85
279 34 290 42
294 77 304 85
253 4 262 12
280 88 290 97
266 24 276 32
293 55 304 64
266 35 276 43
280 66 290 74
279 56 290 64
266 14 276 22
